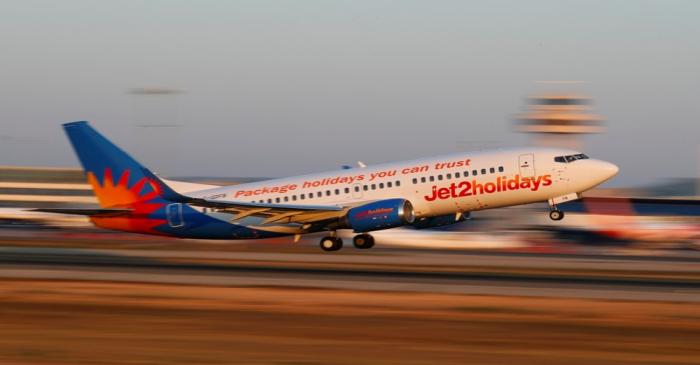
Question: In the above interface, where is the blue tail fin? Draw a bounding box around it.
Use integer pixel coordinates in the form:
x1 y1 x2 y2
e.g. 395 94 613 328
62 121 156 207
141 168 190 203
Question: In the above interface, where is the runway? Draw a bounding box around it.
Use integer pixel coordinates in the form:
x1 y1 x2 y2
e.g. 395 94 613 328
1 232 700 364
1 242 700 302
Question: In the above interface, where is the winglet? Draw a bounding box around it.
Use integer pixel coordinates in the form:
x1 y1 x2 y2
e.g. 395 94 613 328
141 168 190 203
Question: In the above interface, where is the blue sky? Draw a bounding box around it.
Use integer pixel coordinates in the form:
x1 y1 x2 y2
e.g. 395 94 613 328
1 1 699 186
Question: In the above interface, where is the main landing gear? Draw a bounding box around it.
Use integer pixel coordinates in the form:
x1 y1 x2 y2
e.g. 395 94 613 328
352 233 375 249
320 236 343 252
319 233 375 252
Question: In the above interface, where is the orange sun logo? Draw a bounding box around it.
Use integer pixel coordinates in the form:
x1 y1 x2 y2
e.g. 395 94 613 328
87 168 168 234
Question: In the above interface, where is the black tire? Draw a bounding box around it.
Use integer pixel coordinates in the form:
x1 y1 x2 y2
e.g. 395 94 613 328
549 210 564 221
320 236 343 252
353 234 375 249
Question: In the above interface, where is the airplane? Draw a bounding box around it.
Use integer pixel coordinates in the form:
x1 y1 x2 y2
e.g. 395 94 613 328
35 121 619 252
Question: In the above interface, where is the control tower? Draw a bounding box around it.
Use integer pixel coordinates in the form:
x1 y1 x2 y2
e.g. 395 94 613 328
515 93 604 151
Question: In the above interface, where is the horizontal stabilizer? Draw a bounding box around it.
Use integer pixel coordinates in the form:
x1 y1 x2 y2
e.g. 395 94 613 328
31 208 132 217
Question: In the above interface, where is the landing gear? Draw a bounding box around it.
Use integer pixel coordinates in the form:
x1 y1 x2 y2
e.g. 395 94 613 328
353 234 375 249
549 209 564 221
320 236 343 252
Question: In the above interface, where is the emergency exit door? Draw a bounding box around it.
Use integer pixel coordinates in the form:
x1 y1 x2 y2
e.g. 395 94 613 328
518 153 535 177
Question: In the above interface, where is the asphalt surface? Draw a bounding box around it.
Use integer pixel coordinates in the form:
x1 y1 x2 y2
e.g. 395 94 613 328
1 243 700 302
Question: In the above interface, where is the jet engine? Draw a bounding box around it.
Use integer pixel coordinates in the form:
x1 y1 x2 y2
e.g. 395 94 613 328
343 199 415 232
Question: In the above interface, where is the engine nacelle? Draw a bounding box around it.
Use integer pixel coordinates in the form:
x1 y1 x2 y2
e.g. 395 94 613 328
344 199 415 233
410 212 470 229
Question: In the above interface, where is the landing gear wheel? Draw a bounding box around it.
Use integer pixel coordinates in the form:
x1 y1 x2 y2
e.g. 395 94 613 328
320 236 343 252
549 210 564 221
353 234 375 249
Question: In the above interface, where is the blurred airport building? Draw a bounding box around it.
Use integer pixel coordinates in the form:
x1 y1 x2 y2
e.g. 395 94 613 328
0 166 95 226
0 166 96 208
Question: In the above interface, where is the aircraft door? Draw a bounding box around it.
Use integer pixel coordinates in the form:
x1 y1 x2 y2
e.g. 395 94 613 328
518 153 536 177
166 203 184 227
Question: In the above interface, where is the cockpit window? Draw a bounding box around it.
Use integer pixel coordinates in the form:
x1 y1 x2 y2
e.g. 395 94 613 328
554 153 589 163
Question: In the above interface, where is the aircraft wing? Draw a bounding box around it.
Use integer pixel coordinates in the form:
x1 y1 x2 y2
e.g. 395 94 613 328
185 198 348 225
142 169 350 225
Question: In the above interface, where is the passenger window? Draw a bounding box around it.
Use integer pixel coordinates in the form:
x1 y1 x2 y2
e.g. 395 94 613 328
300 194 305 200
379 183 384 189
275 197 280 203
464 171 469 177
363 185 368 191
498 166 504 172
472 170 478 176
326 190 331 196
490 167 495 173
292 195 297 201
438 175 443 181
455 172 460 178
412 178 417 184
387 181 393 188
317 192 323 197
354 186 360 192
481 168 487 175
267 199 272 203
421 177 426 183
335 189 340 195
284 196 289 202
371 184 376 190
344 187 350 194
429 176 435 182
396 180 401 187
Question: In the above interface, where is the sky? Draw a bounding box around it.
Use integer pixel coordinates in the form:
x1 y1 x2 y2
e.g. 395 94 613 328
0 0 699 186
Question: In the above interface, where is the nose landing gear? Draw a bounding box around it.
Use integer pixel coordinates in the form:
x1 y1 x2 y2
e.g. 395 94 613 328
549 209 564 221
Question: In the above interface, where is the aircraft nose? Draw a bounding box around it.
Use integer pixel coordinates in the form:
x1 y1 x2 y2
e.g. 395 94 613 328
597 160 619 180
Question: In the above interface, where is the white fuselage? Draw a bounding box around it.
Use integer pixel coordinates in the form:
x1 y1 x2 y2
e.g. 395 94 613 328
189 147 618 220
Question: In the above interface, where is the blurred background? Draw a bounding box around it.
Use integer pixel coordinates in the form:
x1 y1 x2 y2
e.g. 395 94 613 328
3 87 699 252
1 1 699 364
